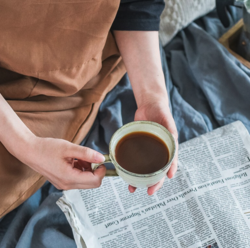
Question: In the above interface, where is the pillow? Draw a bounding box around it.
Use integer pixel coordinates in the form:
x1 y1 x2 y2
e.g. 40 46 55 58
160 0 215 46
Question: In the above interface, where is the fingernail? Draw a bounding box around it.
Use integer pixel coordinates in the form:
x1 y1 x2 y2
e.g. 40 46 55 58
167 173 173 179
148 191 153 196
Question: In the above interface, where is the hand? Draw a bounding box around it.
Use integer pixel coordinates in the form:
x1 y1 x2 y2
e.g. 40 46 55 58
113 31 178 195
129 97 178 195
23 137 106 190
0 94 106 191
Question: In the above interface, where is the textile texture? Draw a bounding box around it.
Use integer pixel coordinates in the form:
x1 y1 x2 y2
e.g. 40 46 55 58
160 0 215 45
0 8 248 248
0 0 125 217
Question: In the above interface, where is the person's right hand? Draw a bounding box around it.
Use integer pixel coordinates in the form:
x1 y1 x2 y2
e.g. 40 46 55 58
23 137 106 190
0 94 106 191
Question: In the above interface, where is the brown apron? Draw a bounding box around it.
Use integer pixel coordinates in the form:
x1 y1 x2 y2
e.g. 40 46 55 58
0 0 126 218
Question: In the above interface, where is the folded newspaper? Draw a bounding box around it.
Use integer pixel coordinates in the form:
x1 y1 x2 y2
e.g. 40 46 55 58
57 121 250 248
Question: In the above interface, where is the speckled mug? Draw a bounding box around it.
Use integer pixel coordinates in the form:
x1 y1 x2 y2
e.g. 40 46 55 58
91 121 176 188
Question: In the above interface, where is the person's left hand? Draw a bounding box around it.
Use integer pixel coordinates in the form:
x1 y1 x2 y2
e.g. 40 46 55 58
129 97 178 195
113 30 178 195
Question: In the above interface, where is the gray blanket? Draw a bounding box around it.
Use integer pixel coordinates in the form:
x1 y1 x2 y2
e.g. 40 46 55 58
0 8 248 248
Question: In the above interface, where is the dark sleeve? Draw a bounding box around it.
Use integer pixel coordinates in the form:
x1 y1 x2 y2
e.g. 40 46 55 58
111 0 165 31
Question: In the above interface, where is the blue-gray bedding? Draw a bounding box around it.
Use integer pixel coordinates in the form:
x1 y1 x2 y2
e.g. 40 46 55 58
1 9 249 248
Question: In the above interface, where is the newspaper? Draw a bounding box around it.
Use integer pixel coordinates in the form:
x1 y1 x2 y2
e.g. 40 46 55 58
57 121 250 248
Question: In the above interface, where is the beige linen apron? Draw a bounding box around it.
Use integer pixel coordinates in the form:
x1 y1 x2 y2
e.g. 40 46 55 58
0 0 126 218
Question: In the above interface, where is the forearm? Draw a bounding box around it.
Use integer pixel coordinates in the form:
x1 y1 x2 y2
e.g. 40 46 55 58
114 31 178 190
113 31 168 107
0 94 36 163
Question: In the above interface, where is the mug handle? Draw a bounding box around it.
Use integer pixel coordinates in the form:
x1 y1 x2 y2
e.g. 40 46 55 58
91 154 118 177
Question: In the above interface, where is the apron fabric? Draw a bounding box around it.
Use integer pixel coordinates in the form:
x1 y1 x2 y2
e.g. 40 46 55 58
0 0 126 218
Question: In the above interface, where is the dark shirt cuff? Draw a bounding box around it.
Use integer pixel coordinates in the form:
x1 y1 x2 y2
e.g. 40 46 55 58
111 0 165 31
111 19 160 31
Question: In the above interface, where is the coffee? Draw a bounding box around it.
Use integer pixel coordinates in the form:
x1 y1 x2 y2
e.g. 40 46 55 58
115 132 169 174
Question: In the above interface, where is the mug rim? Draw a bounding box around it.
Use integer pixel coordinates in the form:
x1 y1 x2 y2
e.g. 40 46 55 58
109 121 176 178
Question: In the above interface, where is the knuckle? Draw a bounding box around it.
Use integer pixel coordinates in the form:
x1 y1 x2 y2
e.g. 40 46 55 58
55 183 64 190
89 151 96 161
62 178 70 185
54 184 62 190
62 185 70 190
82 147 94 159
59 180 72 190
60 141 71 152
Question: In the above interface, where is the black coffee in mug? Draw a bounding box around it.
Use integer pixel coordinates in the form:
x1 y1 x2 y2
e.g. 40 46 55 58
115 132 169 174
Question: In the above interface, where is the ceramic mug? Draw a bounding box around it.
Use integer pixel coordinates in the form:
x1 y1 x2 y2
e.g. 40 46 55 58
91 121 176 188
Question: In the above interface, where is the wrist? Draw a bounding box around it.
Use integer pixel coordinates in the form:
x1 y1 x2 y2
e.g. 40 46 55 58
134 83 169 109
129 68 169 108
12 131 38 166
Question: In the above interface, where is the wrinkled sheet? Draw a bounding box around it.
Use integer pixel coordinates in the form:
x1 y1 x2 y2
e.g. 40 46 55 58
1 8 249 248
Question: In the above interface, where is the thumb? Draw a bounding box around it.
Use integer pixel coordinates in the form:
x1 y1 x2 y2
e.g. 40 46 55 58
67 144 105 163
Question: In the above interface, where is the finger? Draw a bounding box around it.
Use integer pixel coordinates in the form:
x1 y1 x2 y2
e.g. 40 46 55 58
160 115 178 178
73 160 92 171
67 144 105 163
128 185 136 193
92 164 106 180
63 164 106 189
147 176 165 195
167 151 178 179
